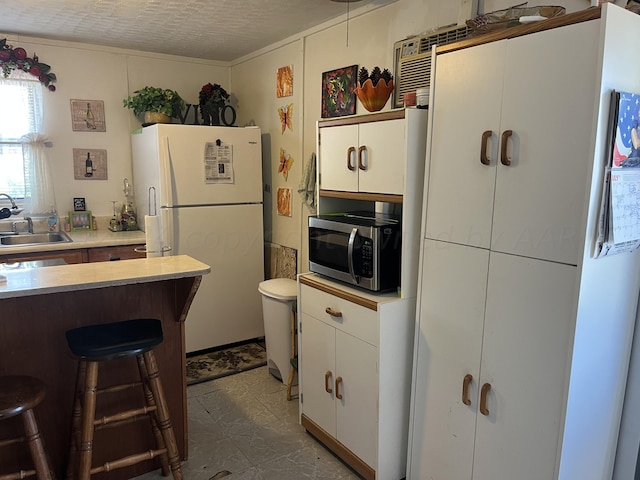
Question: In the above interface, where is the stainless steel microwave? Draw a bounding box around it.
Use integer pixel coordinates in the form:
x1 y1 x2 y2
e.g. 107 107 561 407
308 212 401 292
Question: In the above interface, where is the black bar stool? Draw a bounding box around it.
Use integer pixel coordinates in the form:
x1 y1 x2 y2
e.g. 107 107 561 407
64 319 182 480
0 375 54 480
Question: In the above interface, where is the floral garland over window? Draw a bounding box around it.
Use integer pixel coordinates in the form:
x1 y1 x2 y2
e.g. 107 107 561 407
0 39 57 91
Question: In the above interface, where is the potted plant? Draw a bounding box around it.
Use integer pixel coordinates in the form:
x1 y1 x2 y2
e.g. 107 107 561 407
123 86 185 124
198 83 230 125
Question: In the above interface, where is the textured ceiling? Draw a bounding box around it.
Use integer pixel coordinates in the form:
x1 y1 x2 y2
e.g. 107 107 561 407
0 0 388 62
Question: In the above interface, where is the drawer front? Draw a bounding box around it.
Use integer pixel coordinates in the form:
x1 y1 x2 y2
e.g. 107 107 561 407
300 284 379 346
87 245 146 262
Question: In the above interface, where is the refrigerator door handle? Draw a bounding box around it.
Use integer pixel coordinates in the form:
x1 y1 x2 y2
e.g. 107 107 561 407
160 136 175 208
161 207 175 254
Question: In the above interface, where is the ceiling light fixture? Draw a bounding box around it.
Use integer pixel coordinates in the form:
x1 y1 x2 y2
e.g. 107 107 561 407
331 0 363 47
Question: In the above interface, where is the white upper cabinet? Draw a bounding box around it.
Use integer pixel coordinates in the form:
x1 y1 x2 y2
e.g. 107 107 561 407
425 21 597 265
319 117 406 195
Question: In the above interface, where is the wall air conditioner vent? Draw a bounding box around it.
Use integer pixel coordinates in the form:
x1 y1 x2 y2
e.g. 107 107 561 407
393 24 470 108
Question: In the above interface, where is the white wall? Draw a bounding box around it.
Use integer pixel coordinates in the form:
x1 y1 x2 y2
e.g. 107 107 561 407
231 40 304 249
3 35 228 217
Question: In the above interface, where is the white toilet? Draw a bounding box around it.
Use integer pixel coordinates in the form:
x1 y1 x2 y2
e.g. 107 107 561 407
258 278 297 383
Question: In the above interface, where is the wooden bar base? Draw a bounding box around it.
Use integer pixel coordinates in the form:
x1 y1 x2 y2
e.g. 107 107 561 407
0 275 201 480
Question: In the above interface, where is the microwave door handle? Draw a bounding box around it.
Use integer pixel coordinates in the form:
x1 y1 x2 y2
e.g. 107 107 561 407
347 227 360 284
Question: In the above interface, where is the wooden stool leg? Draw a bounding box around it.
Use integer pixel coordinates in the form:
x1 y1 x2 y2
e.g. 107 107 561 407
66 360 86 480
142 350 183 480
78 361 99 480
21 408 53 480
136 354 170 476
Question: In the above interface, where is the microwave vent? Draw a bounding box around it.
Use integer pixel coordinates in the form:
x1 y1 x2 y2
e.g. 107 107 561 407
393 24 470 108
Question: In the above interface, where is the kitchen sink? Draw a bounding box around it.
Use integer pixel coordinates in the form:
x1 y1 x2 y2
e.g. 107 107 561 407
0 232 73 246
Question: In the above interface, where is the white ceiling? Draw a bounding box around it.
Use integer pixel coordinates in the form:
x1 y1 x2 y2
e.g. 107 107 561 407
0 0 390 62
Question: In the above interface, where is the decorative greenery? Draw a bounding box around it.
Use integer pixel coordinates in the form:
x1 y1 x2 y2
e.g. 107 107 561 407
122 86 185 117
0 39 57 91
199 82 229 109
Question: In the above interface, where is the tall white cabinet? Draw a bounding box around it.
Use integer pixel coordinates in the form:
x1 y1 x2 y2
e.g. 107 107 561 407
299 108 428 480
408 5 640 480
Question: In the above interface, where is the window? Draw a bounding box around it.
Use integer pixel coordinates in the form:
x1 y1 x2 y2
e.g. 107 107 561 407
0 77 43 203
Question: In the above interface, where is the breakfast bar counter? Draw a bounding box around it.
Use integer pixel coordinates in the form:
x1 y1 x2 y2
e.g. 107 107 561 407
0 255 210 479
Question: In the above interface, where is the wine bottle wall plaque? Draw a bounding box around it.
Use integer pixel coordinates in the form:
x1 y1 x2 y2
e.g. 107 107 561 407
70 99 106 132
73 148 107 180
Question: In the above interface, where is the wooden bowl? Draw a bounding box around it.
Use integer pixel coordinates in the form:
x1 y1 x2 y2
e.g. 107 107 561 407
355 78 394 112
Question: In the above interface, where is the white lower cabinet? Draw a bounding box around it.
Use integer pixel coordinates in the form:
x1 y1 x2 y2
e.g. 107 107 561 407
409 240 576 480
301 315 378 466
299 275 414 480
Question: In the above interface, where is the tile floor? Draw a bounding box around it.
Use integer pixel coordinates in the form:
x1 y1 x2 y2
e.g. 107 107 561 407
133 366 362 480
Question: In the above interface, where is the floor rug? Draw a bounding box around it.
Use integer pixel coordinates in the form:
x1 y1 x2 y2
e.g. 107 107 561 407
186 342 267 386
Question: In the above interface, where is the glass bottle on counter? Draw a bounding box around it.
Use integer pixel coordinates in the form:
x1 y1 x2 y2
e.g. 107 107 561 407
120 178 138 231
109 201 121 231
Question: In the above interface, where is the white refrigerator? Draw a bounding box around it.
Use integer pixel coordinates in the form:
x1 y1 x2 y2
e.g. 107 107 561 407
131 124 265 353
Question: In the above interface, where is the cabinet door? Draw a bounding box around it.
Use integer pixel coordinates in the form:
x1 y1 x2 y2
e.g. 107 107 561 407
319 124 359 192
358 119 405 195
408 239 489 480
300 313 336 437
335 330 378 468
491 20 599 264
425 41 504 248
473 253 576 480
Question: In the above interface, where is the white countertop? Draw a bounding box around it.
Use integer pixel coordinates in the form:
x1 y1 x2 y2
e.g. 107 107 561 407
0 255 210 299
0 228 146 256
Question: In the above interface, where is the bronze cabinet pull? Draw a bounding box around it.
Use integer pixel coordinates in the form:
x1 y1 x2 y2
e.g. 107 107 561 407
480 131 492 165
480 382 492 416
500 130 513 166
347 146 356 171
335 376 343 399
462 374 473 406
358 145 367 171
325 307 343 318
325 371 333 394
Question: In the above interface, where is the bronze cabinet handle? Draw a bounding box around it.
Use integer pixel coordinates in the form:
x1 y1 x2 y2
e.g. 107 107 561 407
325 307 343 318
335 376 343 399
462 374 473 406
347 146 356 171
358 145 367 171
480 130 492 166
480 382 492 416
325 371 333 394
500 130 513 166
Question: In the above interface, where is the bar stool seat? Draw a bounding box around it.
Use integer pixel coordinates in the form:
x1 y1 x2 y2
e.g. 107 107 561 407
65 319 182 480
0 375 54 480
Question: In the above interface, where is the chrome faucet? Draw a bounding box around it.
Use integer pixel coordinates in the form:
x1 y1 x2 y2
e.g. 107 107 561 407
0 193 23 215
11 217 33 234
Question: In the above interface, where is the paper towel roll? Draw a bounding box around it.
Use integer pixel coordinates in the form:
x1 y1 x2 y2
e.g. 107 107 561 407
144 215 163 258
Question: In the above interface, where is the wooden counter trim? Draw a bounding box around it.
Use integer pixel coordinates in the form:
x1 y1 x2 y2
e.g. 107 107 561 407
318 109 405 128
319 189 403 204
299 274 379 311
437 6 601 55
302 414 375 480
177 275 202 323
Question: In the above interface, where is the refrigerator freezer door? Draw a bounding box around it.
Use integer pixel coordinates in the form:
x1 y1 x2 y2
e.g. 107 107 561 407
157 124 262 208
172 203 265 352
